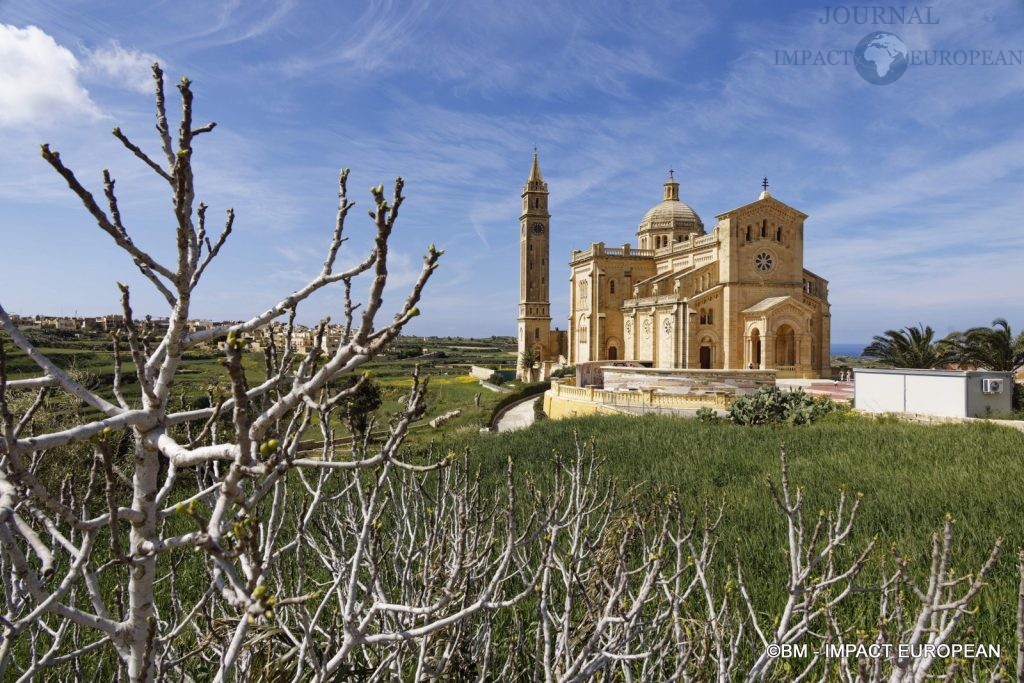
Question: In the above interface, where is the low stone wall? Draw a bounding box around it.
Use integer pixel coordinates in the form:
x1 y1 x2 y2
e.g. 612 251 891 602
469 365 495 381
544 381 733 420
855 410 1024 432
544 392 624 419
575 360 646 388
429 410 461 428
601 367 775 397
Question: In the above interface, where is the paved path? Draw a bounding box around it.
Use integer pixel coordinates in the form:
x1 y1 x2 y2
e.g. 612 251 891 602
777 378 855 402
804 381 855 402
496 396 540 432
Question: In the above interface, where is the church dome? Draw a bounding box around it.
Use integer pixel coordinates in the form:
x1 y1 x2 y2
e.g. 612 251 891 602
637 173 703 235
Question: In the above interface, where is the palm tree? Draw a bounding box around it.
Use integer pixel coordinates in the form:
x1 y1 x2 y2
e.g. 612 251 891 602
863 324 956 368
936 330 971 367
958 318 1024 372
519 346 539 382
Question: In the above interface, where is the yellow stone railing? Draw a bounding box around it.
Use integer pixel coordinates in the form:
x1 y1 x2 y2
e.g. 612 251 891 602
549 381 732 410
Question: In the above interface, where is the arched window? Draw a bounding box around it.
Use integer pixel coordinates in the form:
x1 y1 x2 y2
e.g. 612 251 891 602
761 220 767 238
776 226 782 241
534 328 539 340
746 225 752 241
609 280 616 294
707 309 713 324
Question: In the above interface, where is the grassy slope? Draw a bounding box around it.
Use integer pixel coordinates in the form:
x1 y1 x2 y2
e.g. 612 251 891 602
409 413 1024 654
8 328 1021 660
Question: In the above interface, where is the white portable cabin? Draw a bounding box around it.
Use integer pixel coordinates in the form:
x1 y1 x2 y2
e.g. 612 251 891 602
853 368 1014 418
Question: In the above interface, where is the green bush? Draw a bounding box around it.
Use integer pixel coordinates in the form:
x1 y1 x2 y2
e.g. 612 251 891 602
1013 382 1023 411
727 386 837 426
330 375 383 439
488 371 506 386
533 395 548 422
695 406 720 423
551 365 576 379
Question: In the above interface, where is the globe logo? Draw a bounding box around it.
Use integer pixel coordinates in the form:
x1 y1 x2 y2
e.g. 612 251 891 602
854 31 908 85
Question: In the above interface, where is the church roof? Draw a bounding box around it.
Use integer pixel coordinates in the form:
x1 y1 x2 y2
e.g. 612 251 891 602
639 200 703 233
743 296 791 313
742 295 813 314
637 172 703 234
716 192 808 221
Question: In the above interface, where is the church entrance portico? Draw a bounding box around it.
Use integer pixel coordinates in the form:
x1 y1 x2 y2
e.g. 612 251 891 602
742 296 816 378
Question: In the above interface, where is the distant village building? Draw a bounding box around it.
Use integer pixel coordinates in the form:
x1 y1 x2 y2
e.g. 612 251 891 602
518 154 832 380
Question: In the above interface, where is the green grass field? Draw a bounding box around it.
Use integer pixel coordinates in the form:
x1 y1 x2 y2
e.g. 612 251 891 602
407 412 1024 657
6 327 1023 668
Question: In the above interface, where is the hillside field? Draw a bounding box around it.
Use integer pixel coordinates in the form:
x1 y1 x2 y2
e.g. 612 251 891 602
6 327 1023 665
409 412 1024 658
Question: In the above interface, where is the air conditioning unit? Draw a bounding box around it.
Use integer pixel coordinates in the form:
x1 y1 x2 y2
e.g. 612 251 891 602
981 378 1004 394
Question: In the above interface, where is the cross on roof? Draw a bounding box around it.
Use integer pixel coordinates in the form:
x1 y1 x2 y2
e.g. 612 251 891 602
669 167 674 179
762 176 769 191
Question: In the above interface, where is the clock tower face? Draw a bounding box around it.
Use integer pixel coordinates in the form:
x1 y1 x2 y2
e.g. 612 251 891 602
532 222 545 235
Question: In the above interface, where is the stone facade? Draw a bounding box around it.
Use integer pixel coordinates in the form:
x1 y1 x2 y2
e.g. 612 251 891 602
562 173 831 379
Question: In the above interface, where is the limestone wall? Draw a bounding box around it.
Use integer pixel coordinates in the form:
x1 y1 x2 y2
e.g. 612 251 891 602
469 366 496 381
601 367 775 396
544 381 733 420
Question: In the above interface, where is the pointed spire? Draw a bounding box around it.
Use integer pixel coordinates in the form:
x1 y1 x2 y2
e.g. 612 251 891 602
523 147 548 195
529 147 543 183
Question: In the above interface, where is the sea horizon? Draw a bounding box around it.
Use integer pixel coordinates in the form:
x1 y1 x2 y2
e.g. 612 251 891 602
831 343 868 357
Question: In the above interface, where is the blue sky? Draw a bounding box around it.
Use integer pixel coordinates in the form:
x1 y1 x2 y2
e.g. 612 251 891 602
1 0 1022 343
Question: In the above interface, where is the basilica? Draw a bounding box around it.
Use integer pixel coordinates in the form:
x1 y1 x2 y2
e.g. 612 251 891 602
517 153 832 379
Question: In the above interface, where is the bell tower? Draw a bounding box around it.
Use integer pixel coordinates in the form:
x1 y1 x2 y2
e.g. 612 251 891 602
518 150 552 379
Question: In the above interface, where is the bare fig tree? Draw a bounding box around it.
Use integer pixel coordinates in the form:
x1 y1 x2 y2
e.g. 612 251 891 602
0 64 538 681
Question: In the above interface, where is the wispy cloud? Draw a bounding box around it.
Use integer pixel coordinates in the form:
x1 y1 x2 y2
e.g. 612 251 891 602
82 41 162 94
